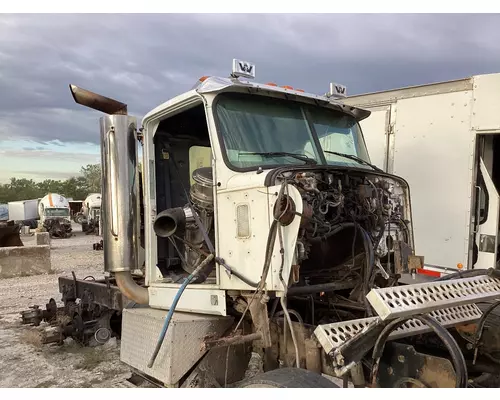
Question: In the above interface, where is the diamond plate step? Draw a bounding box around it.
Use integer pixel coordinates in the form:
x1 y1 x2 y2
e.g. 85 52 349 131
314 303 482 356
367 275 500 320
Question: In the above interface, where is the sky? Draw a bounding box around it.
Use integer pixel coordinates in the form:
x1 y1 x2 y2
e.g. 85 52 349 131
1 13 500 183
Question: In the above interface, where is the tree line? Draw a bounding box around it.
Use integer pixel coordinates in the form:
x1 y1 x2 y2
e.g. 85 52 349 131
0 164 101 204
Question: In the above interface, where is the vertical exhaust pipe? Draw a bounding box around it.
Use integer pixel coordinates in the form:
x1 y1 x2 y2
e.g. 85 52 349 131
69 85 148 305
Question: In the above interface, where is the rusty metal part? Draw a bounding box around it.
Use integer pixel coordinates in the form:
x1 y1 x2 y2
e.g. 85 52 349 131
115 271 149 305
0 221 23 247
69 84 127 115
350 362 366 388
20 306 43 326
295 172 318 192
291 265 300 283
376 342 455 388
393 240 413 274
203 332 262 351
59 275 134 311
20 298 60 326
273 194 296 226
182 339 252 388
273 319 313 369
22 273 137 348
246 294 272 348
40 326 64 344
300 201 313 227
304 338 322 373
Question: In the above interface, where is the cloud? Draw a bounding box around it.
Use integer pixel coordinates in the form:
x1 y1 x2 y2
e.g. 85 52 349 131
16 170 83 180
1 13 500 180
0 148 100 163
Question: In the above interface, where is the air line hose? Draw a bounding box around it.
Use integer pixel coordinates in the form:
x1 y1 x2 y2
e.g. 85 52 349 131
147 254 214 368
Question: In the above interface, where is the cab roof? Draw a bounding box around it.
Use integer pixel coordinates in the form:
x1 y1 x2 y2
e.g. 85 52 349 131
142 76 371 125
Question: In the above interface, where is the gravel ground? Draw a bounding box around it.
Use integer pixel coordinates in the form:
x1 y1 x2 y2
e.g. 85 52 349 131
0 224 344 389
0 223 132 388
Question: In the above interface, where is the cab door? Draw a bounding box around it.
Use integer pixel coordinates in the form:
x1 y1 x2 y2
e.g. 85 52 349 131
473 156 500 269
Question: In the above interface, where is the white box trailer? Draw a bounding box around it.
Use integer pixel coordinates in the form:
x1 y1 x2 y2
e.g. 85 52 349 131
7 199 39 221
343 73 500 274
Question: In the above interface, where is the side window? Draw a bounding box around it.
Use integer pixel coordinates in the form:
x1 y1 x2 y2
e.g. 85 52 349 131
189 146 212 185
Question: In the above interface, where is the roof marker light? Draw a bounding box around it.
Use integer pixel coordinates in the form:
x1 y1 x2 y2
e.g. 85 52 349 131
281 85 294 90
199 76 209 82
266 82 278 86
296 89 305 92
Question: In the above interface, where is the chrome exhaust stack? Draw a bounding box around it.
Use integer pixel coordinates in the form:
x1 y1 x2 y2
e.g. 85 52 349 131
70 85 148 305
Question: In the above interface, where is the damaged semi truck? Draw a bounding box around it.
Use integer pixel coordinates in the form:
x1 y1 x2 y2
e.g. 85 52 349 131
37 193 72 238
23 60 500 388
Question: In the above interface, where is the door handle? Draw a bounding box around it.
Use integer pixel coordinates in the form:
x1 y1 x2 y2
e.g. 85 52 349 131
473 185 482 234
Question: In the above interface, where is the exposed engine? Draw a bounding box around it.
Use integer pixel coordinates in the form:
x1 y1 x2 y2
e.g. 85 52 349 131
154 167 215 283
273 169 412 323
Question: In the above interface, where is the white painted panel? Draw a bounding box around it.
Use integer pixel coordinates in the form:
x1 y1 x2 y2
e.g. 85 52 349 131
148 286 227 316
216 183 302 292
472 73 500 131
357 106 390 171
216 186 272 291
392 91 474 269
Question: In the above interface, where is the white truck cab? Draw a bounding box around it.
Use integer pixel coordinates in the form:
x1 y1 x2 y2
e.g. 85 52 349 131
62 60 500 389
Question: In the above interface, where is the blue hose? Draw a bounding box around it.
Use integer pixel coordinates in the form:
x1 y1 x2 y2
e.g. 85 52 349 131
147 254 214 368
147 273 195 368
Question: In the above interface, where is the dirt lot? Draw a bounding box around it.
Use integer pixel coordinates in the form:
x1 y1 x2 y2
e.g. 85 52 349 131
0 224 132 388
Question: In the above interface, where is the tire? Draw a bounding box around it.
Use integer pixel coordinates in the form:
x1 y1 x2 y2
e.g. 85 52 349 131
238 368 340 388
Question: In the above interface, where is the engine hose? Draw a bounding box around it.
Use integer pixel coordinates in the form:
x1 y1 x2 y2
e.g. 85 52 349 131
147 254 214 368
370 314 468 388
280 296 300 368
358 227 375 316
309 222 356 242
274 309 304 326
433 267 500 282
472 299 500 358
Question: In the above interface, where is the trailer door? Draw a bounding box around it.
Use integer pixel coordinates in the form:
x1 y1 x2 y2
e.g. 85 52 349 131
389 91 474 270
473 156 500 269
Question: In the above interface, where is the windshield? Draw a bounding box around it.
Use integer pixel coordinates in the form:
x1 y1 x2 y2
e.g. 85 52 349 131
215 93 371 170
45 208 69 217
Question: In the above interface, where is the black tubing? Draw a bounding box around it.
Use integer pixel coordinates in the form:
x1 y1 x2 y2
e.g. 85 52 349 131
433 268 491 282
309 222 356 242
287 281 356 296
370 315 468 388
473 299 500 349
228 264 259 287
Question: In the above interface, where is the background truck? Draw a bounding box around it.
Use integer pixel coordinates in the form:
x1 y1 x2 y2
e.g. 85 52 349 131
343 73 500 276
7 199 39 229
22 60 500 388
68 200 84 222
80 193 101 235
0 204 8 221
37 193 73 238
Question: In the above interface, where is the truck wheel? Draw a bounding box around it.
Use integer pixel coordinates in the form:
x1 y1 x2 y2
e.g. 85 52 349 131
238 368 340 388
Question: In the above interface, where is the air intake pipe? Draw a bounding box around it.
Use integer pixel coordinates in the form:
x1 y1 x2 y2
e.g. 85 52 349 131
153 206 194 238
70 85 148 305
